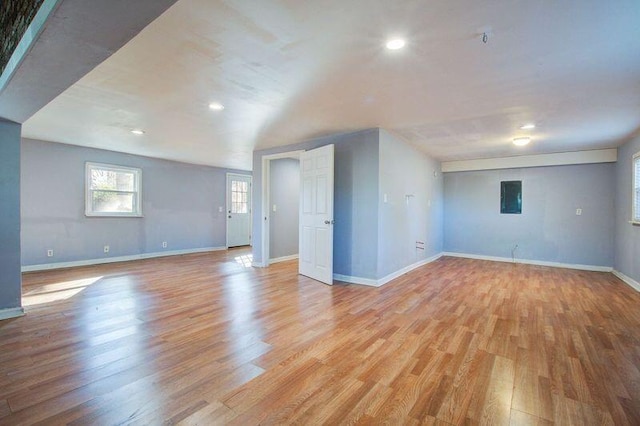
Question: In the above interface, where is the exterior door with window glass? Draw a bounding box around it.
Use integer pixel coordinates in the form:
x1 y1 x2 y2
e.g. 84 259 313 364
226 174 252 247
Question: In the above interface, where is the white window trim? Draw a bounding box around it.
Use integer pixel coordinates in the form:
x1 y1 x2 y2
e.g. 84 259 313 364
633 151 640 225
85 162 143 217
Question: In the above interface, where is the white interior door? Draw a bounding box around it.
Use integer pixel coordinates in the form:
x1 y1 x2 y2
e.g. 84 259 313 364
299 144 334 284
227 174 252 247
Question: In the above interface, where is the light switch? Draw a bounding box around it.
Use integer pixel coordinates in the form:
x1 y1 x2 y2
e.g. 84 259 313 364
576 208 582 216
218 206 223 213
383 193 388 203
273 204 277 212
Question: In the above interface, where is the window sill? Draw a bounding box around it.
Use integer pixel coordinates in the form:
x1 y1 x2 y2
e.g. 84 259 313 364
630 221 640 226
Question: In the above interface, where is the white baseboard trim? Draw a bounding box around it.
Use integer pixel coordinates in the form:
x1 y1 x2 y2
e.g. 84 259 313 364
0 307 25 321
252 261 267 268
22 246 228 272
333 273 380 287
612 270 640 292
442 252 613 272
269 254 299 265
377 253 444 286
334 252 444 287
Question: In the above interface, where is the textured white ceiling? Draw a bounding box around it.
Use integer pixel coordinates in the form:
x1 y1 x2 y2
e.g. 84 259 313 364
22 0 640 170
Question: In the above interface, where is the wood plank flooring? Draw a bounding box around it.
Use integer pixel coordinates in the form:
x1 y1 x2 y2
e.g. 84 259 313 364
1 249 640 424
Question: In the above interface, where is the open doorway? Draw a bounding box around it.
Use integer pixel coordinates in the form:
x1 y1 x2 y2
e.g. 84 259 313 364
261 151 303 265
261 145 335 285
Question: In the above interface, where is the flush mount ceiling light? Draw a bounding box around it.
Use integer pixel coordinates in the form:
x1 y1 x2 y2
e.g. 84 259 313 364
520 123 536 130
208 102 225 111
130 129 145 135
513 137 531 146
385 38 406 50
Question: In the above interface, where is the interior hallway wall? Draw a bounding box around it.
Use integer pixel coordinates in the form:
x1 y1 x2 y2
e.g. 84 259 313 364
269 158 300 260
377 129 443 278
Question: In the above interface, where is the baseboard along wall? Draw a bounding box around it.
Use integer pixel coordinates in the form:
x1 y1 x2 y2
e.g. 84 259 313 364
21 246 227 272
612 270 640 292
0 307 25 321
269 254 299 265
442 252 613 272
334 253 444 287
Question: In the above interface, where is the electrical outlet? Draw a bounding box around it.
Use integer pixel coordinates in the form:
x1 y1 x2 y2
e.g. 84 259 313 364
104 245 110 253
47 249 54 257
576 208 582 216
162 241 167 248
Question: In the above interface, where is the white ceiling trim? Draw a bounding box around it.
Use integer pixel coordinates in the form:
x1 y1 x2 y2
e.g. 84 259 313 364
442 149 618 173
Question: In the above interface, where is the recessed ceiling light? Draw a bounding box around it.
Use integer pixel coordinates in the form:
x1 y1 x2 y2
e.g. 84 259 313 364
520 123 536 130
131 129 145 135
513 137 531 146
385 38 406 50
209 102 225 111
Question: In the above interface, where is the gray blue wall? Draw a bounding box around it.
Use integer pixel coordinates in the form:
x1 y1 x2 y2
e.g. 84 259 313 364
21 139 250 266
252 129 380 279
443 163 615 267
269 158 299 260
333 132 380 279
0 119 22 310
615 134 640 282
378 130 443 278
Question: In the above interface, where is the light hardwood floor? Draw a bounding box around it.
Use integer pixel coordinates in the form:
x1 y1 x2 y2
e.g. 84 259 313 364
1 249 640 425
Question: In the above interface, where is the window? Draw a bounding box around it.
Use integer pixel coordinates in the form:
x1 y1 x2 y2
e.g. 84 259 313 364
634 152 640 223
500 181 522 214
85 162 142 217
231 179 249 213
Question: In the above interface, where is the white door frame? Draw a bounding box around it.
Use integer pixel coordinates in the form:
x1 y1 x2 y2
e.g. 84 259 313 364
260 150 304 265
226 173 253 248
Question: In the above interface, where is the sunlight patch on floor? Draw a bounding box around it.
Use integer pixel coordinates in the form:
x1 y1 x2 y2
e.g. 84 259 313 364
234 254 253 268
22 276 103 307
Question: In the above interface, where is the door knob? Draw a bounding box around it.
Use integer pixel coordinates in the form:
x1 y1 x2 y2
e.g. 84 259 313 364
324 220 334 225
